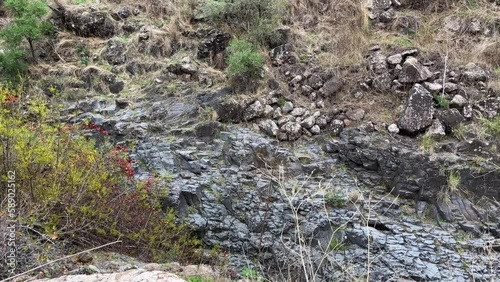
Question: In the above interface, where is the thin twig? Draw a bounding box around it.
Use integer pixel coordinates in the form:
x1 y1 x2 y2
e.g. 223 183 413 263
1 240 122 282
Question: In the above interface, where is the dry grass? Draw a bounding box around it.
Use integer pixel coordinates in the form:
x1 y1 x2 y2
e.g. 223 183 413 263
290 0 370 68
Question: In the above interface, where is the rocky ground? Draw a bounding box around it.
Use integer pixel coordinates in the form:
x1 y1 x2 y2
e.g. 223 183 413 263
2 0 500 281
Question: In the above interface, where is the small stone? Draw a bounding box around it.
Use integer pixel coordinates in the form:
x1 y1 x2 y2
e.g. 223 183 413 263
300 115 316 129
290 107 306 117
77 252 93 263
344 119 352 127
450 95 467 108
425 120 446 137
331 119 344 134
263 105 274 117
259 119 279 137
387 54 403 65
462 104 473 119
423 82 443 93
282 101 294 113
346 108 365 121
352 90 364 99
316 99 325 108
310 125 320 135
290 75 303 85
273 107 283 119
443 82 458 93
399 56 433 83
388 124 399 134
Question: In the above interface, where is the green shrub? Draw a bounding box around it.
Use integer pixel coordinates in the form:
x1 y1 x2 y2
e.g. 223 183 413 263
0 0 52 80
0 85 200 264
0 0 52 61
434 95 449 109
227 39 264 79
0 49 26 81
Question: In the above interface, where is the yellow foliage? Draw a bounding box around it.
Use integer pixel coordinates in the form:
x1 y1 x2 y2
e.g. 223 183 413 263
0 84 200 263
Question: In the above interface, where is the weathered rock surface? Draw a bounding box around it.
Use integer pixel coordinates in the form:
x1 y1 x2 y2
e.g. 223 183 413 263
61 7 115 38
398 57 433 83
398 84 434 134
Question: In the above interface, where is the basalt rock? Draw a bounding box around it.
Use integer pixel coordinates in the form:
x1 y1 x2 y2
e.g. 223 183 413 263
398 84 434 134
61 7 115 38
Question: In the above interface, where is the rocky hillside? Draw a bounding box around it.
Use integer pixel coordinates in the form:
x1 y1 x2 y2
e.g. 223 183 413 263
1 0 500 281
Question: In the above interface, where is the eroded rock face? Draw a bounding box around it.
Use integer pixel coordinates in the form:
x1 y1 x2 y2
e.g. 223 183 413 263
398 84 434 134
103 40 126 65
63 8 115 38
197 29 231 60
332 127 500 204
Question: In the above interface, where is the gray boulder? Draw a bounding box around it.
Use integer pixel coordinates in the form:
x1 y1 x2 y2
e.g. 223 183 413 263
398 84 434 134
398 57 433 83
243 100 264 121
461 63 489 83
258 119 279 137
321 77 343 97
437 109 465 133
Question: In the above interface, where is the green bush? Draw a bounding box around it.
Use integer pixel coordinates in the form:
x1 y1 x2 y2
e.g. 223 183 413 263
0 85 200 264
0 0 52 60
0 0 52 79
227 39 264 79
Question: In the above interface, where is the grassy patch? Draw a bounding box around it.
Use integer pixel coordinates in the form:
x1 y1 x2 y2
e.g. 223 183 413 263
447 171 461 192
434 95 450 109
420 134 438 153
480 116 500 137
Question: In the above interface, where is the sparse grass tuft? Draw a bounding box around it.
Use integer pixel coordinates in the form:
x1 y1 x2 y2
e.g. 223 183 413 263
420 135 438 154
447 171 461 192
480 116 500 137
434 95 450 109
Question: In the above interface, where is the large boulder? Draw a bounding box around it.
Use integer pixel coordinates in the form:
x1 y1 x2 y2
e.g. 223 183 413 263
398 57 433 83
197 29 231 60
436 109 465 133
398 84 434 134
62 8 115 38
214 96 253 123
